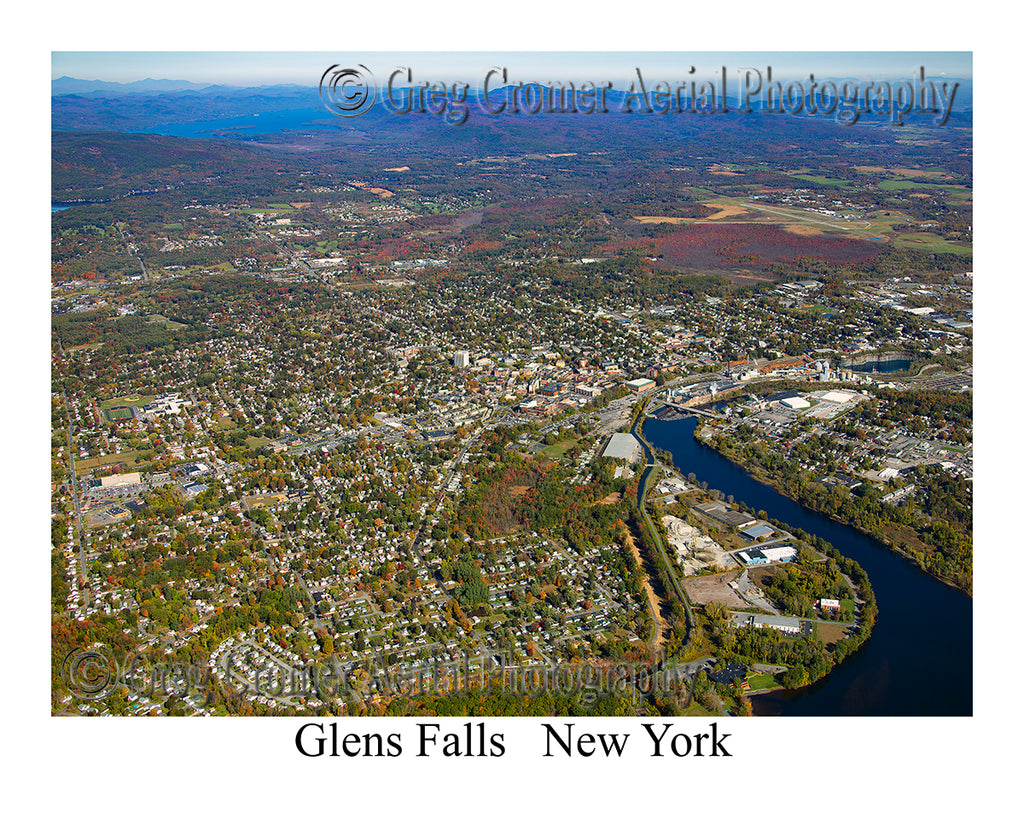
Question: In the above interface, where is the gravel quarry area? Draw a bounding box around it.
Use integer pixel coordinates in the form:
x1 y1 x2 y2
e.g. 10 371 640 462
661 514 736 575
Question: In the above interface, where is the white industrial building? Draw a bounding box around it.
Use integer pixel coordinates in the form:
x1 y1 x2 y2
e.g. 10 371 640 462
736 544 798 566
749 614 802 634
780 396 810 410
761 545 797 562
821 390 856 403
602 433 642 462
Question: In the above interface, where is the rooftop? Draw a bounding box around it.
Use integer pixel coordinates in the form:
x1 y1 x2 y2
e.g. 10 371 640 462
602 432 641 462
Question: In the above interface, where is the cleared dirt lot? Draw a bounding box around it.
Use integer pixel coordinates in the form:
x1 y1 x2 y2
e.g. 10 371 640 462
624 530 668 652
681 570 746 608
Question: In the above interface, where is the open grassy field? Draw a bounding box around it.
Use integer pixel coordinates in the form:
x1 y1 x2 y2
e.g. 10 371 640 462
745 672 779 691
702 201 751 220
783 224 824 236
238 204 294 213
76 449 154 471
877 179 970 193
541 438 578 459
813 621 851 646
791 173 852 187
146 314 188 330
636 200 751 225
99 394 156 411
892 232 973 255
854 166 952 178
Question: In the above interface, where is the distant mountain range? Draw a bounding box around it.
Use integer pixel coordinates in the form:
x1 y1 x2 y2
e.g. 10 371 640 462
51 76 312 96
51 75 972 135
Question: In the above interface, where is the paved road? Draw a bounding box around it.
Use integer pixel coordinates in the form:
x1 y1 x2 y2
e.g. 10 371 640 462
57 362 89 614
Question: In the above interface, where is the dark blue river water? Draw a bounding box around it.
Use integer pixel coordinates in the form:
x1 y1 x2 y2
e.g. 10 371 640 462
643 416 972 716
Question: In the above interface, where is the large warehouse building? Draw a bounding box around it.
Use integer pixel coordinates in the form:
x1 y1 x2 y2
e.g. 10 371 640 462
99 472 141 488
602 432 642 462
625 377 656 393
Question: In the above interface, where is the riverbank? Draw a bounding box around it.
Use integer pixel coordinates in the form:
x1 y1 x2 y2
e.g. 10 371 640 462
634 419 877 703
695 427 971 596
642 415 972 715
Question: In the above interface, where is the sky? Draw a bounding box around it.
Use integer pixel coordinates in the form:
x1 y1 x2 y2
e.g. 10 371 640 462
52 51 973 88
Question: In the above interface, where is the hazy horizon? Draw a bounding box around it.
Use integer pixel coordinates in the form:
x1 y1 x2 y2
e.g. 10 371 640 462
52 51 973 90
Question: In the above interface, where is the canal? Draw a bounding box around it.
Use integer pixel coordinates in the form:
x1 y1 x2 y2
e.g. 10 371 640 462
643 415 972 716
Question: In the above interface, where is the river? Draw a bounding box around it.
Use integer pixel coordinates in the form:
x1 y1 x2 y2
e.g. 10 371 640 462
643 415 972 716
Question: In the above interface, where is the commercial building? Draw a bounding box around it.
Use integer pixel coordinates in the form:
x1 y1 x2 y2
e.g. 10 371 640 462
624 377 656 393
735 544 797 565
761 545 797 562
740 523 776 541
696 502 755 529
780 396 811 410
759 355 813 375
602 433 642 462
748 614 802 634
99 472 141 488
537 382 565 397
454 351 471 368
